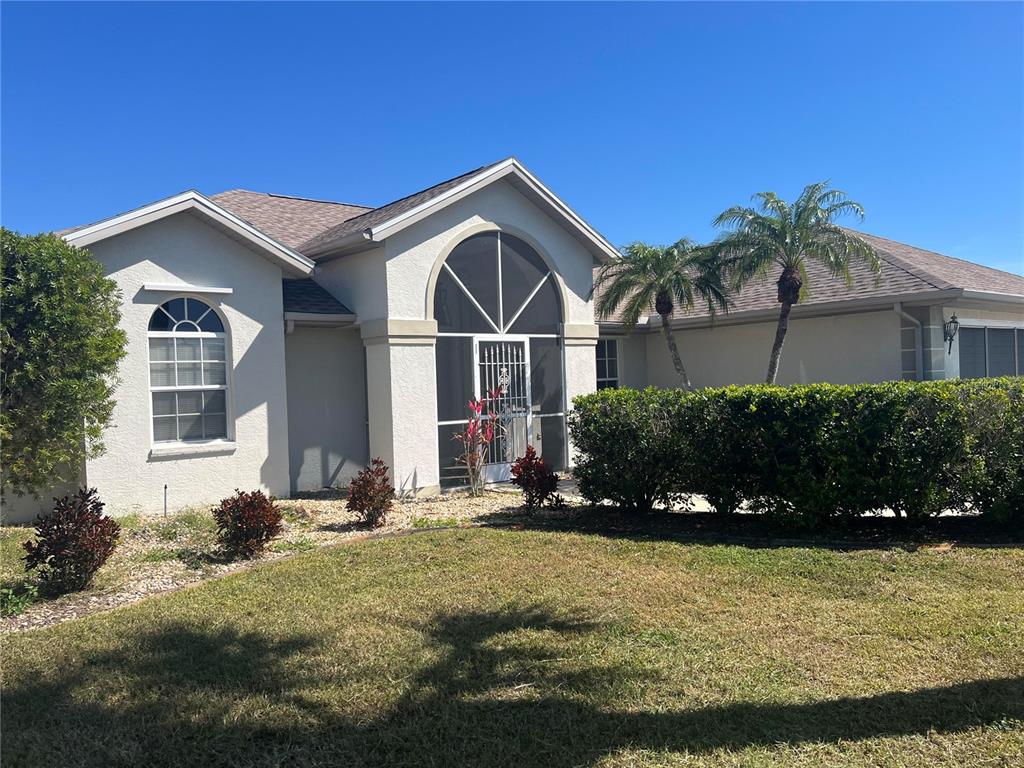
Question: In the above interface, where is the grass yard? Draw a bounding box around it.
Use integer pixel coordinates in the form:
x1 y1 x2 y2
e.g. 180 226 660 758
2 526 1022 767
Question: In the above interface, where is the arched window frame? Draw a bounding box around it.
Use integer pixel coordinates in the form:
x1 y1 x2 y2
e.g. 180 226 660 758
147 297 232 445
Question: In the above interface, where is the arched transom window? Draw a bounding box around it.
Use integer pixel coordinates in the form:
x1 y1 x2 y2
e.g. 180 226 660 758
148 298 229 443
434 231 566 485
433 231 561 335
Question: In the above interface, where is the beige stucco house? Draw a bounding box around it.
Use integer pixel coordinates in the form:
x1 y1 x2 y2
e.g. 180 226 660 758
3 158 1022 522
600 230 1024 391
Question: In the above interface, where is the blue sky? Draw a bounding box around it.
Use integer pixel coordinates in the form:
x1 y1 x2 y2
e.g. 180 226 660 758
2 2 1022 274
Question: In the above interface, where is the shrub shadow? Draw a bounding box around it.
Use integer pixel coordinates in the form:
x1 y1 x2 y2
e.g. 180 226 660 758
3 607 1021 766
316 520 375 535
475 505 1024 551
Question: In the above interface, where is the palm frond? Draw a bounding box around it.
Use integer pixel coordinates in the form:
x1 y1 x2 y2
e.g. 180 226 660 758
712 206 759 229
712 182 876 301
822 199 865 221
593 237 736 326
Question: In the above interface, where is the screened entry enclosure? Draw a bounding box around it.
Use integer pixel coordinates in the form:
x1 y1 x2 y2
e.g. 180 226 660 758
435 232 566 486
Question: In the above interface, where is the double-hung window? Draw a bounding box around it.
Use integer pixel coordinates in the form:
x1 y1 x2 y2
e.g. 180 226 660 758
596 339 619 390
148 298 229 442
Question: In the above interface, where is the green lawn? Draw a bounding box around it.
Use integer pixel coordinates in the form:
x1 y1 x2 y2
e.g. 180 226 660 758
2 526 1022 767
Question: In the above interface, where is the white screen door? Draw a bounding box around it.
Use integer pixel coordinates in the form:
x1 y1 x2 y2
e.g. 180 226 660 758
475 337 530 482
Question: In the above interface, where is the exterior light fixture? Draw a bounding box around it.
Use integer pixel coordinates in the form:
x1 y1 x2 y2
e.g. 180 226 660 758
943 313 960 353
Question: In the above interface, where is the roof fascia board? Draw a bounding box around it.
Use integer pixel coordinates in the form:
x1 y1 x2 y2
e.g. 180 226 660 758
367 160 518 241
66 196 196 247
64 191 315 277
599 289 968 332
505 161 620 263
959 289 1024 305
338 160 618 263
284 311 357 325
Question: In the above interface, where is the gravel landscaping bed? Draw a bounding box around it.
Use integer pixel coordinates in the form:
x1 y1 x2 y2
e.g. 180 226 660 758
1 489 532 634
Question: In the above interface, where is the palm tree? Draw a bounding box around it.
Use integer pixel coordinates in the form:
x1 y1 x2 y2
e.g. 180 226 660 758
593 240 729 390
711 182 881 384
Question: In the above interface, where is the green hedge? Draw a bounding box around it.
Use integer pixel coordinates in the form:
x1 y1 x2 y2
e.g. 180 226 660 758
568 378 1023 528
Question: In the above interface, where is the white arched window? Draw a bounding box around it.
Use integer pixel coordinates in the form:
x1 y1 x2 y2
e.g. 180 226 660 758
147 298 229 443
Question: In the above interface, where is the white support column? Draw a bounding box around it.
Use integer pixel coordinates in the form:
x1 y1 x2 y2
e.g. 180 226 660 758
561 323 600 468
361 319 440 497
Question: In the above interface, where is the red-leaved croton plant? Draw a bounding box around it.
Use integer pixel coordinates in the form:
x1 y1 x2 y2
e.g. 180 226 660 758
452 387 503 495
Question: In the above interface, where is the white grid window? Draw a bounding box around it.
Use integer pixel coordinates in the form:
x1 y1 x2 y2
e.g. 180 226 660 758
148 298 229 442
596 339 619 390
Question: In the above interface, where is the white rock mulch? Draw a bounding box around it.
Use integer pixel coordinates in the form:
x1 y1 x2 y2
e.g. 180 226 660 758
1 490 525 634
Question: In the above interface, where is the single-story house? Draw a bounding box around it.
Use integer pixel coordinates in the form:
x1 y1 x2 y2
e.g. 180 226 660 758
600 230 1024 390
3 158 1022 521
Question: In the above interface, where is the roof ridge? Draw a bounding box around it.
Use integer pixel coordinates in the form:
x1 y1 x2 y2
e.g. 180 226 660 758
213 188 374 210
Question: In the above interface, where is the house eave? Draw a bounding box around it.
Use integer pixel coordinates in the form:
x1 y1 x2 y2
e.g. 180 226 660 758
283 311 358 335
63 191 315 277
305 159 619 264
959 289 1024 305
597 288 993 333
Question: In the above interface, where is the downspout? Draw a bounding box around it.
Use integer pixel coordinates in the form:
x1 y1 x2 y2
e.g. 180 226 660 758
893 302 923 381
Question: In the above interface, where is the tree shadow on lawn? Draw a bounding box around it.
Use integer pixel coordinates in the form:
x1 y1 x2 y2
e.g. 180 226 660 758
477 506 1024 551
4 607 1022 767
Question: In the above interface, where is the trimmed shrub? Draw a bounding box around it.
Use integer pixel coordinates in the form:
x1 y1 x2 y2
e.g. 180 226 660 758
569 387 689 512
511 446 560 509
347 458 394 527
569 378 1024 529
962 382 1024 525
213 489 283 558
23 488 120 594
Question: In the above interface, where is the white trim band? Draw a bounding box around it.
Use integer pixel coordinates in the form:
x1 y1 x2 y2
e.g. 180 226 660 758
143 283 233 295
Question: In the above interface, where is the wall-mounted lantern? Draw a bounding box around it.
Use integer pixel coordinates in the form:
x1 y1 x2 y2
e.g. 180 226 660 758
943 313 960 354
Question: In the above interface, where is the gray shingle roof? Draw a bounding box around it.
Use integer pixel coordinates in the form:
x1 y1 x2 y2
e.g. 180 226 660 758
299 159 510 255
853 231 1024 295
282 279 353 315
596 230 1024 324
209 190 371 252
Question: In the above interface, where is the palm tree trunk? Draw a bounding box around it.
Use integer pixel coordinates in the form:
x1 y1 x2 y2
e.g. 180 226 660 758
765 301 792 384
659 311 693 391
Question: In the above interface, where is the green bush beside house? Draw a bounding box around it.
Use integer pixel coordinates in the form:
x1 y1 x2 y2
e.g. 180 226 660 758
569 378 1023 528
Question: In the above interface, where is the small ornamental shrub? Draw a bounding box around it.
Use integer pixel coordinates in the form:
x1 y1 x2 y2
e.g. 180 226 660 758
347 458 395 527
0 584 39 617
511 446 560 510
213 489 283 559
23 488 120 594
452 389 502 496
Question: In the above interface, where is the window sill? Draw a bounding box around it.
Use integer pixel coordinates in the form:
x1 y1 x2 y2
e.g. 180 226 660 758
148 440 237 459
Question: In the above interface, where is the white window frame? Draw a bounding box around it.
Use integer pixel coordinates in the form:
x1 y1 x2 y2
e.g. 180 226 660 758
147 298 233 447
596 338 620 390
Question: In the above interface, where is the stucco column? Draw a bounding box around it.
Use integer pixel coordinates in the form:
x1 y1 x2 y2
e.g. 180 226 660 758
361 319 440 496
922 306 951 379
562 323 600 468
